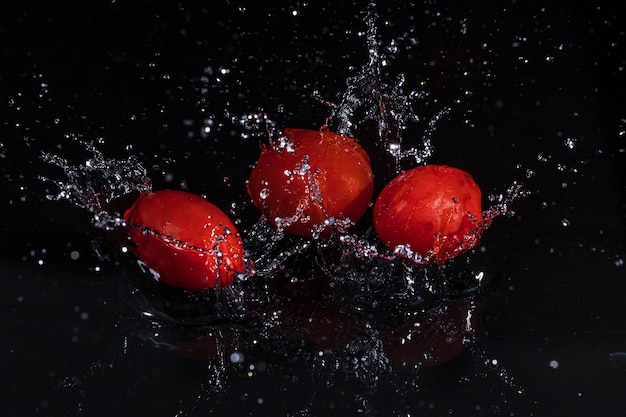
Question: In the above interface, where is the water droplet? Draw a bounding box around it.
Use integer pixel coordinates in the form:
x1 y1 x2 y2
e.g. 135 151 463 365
564 137 577 149
229 352 245 363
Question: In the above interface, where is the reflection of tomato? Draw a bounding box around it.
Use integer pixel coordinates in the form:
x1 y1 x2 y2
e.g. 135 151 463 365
380 299 481 367
173 329 241 361
123 190 245 291
373 165 483 264
246 126 374 238
290 304 356 353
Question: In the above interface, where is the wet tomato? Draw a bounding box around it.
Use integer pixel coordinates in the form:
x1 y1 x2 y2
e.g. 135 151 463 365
246 126 374 238
373 165 484 264
123 190 245 291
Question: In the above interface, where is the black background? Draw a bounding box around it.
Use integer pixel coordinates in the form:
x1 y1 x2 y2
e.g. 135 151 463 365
1 1 625 416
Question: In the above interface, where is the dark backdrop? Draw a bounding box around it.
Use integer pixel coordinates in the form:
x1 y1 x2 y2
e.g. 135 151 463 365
1 1 624 416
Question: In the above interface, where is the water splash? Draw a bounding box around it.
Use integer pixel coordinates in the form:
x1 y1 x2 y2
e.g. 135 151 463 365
39 134 151 230
36 3 529 411
317 3 441 182
37 1 527 322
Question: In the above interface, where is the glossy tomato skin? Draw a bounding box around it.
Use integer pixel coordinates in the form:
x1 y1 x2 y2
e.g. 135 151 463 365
373 165 483 264
123 190 245 291
246 126 374 238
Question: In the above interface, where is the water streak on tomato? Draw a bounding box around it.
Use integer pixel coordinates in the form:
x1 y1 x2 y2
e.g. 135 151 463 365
123 190 245 291
246 126 374 238
373 165 484 264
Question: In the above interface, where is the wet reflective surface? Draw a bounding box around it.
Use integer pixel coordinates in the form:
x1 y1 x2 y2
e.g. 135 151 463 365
2 2 625 416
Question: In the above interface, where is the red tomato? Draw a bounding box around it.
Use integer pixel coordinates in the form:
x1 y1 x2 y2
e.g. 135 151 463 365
123 190 245 291
246 126 374 238
373 165 484 264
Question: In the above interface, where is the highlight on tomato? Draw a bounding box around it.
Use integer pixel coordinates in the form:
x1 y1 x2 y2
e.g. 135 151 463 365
373 164 484 264
246 126 374 238
122 190 246 291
